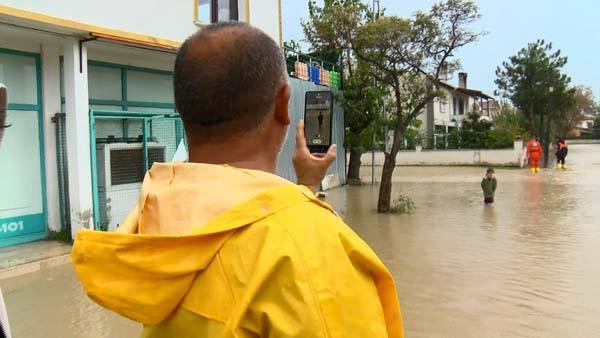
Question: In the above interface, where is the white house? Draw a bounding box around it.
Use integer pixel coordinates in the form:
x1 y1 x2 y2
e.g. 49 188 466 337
0 0 287 247
578 114 595 130
419 72 496 140
570 113 596 137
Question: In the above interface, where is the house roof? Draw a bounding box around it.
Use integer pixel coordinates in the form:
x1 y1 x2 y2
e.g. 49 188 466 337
439 81 494 100
0 4 180 52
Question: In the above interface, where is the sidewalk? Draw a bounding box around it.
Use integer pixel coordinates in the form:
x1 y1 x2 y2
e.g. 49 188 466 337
0 241 71 280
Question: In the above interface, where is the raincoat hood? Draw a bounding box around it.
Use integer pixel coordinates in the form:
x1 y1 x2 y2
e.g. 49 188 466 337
72 163 305 324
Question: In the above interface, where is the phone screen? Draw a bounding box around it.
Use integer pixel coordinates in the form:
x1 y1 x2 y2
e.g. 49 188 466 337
304 91 333 153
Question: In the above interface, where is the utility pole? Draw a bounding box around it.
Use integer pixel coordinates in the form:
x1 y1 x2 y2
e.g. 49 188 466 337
370 0 379 185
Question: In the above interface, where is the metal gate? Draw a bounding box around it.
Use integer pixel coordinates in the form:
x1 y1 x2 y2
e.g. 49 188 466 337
89 109 183 231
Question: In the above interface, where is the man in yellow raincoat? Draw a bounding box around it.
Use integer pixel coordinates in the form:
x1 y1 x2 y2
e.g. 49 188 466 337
72 22 403 338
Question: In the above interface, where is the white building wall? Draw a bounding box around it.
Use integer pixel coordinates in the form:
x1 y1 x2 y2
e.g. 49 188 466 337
361 140 525 168
0 27 41 54
86 43 176 72
3 0 194 41
4 0 282 43
429 89 478 129
249 0 281 45
63 38 93 238
40 43 62 232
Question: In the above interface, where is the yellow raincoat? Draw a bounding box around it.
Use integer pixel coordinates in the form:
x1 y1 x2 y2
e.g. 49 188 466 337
72 163 403 337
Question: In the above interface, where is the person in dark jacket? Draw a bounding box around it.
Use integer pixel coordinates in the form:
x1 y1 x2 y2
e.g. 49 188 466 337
481 168 497 205
555 137 569 169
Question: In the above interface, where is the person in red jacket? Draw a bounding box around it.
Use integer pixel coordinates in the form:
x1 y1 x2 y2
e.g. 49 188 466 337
527 136 543 173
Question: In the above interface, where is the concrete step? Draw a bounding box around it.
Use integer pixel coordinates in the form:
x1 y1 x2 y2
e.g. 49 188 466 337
0 241 71 280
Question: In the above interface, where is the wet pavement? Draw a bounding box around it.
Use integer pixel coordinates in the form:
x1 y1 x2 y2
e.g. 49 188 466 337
1 144 599 338
0 240 71 271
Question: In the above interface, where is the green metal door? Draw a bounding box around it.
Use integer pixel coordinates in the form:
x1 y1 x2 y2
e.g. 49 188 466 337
0 48 47 247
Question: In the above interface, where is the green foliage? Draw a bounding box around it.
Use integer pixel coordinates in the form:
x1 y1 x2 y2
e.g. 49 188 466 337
303 0 370 55
303 0 386 160
495 39 576 167
594 115 600 138
341 61 387 152
48 230 72 243
447 128 461 149
458 113 493 148
403 128 420 149
390 193 416 214
434 133 448 149
494 39 573 136
485 127 515 149
283 40 301 53
485 105 529 148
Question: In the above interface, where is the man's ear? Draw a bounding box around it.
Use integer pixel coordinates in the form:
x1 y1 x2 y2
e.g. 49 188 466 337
273 83 291 126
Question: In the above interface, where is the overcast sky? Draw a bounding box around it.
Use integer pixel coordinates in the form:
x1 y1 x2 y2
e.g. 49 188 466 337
282 0 600 98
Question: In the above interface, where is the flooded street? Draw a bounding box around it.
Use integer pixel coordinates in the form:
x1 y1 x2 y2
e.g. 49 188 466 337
330 144 600 337
1 144 599 338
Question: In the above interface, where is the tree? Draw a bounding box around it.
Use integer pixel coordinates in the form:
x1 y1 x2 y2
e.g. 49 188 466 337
495 40 573 167
543 77 574 167
554 86 594 137
304 0 482 211
352 0 482 212
303 0 384 182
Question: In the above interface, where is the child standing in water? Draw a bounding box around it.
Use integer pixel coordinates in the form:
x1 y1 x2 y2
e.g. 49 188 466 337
481 168 497 205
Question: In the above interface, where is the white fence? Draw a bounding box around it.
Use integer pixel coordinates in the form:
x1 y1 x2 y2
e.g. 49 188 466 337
361 140 525 167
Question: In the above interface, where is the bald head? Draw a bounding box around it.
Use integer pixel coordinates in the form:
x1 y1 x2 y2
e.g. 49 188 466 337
174 22 287 143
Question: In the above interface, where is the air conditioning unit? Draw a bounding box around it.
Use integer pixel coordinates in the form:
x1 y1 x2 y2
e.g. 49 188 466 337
95 142 166 231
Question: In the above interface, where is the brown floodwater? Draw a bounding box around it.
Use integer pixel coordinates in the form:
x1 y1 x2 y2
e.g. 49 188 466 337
1 144 599 338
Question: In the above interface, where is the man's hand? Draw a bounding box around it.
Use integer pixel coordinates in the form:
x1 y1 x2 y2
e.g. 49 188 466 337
293 120 337 193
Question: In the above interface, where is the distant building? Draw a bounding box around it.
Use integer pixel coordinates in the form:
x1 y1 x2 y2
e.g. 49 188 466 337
569 114 596 137
419 72 496 140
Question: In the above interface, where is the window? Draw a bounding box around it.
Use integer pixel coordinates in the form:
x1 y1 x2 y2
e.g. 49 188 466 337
0 53 38 104
88 65 122 101
198 0 211 23
439 99 447 114
197 0 239 23
127 71 174 104
453 98 457 115
459 98 465 115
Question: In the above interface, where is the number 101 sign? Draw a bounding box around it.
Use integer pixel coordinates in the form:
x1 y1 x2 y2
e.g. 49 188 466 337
0 221 24 233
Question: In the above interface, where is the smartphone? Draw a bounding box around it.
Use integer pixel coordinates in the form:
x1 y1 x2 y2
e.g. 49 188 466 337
304 91 333 154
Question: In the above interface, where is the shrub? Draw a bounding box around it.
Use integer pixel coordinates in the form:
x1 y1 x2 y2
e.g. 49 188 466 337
485 127 514 149
48 230 72 243
390 193 416 214
403 128 419 150
489 107 529 143
447 128 461 149
459 113 493 148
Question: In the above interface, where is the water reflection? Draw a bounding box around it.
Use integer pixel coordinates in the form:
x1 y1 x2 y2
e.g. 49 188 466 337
481 205 497 231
